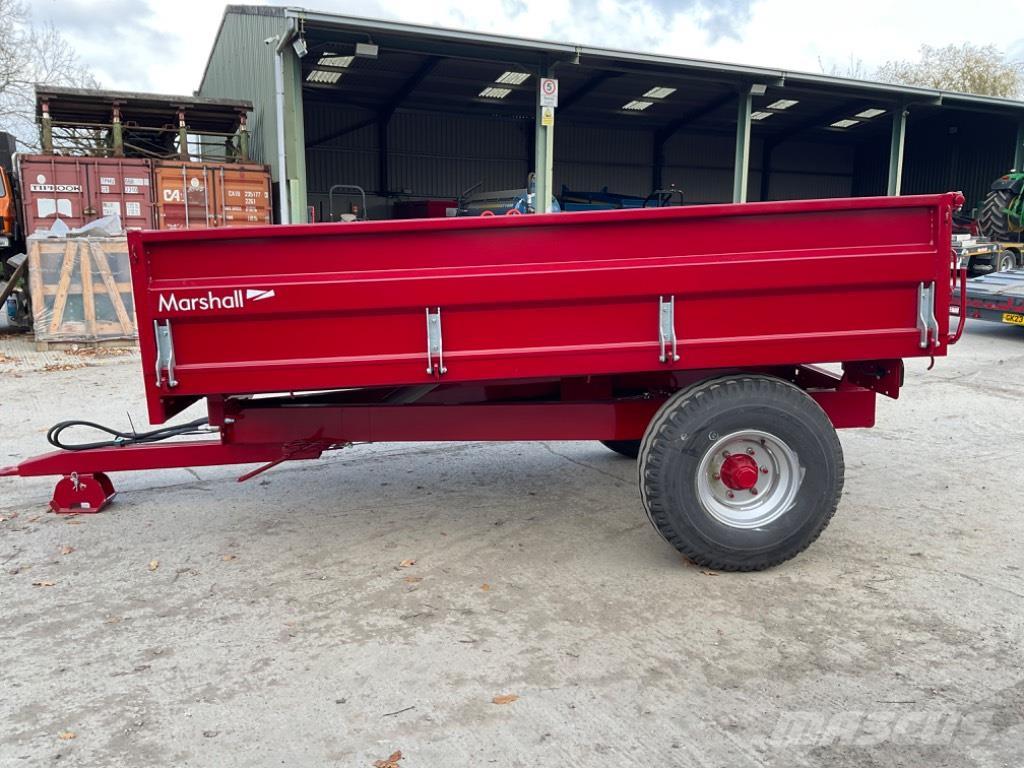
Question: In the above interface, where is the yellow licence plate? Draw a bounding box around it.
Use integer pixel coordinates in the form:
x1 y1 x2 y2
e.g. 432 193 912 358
1003 312 1024 326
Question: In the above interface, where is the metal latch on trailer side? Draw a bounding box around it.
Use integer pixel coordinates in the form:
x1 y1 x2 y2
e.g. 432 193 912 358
659 296 680 363
425 307 446 376
916 282 940 349
154 320 178 388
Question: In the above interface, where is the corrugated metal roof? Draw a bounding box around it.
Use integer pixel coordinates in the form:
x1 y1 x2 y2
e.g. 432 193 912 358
284 6 1024 114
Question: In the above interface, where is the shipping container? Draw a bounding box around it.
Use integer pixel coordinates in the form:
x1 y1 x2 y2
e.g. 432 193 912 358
153 161 271 230
18 155 155 234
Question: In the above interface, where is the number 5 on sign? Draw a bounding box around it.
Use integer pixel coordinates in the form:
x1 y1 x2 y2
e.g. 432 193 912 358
540 78 558 108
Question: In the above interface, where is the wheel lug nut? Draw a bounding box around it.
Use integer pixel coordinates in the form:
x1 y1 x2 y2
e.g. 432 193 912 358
760 466 768 474
723 450 731 457
750 487 758 495
713 473 720 480
726 491 735 498
746 448 755 455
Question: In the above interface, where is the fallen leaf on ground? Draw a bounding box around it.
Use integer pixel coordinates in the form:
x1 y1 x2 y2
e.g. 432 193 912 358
492 694 519 705
373 750 403 768
32 580 55 587
60 546 75 556
148 560 159 572
700 570 719 577
403 575 423 584
58 731 76 740
480 583 491 592
221 554 237 561
398 559 416 568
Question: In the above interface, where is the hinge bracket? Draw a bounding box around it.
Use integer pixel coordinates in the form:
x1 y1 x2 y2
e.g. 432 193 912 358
659 295 679 363
425 307 446 376
916 282 939 349
153 319 178 388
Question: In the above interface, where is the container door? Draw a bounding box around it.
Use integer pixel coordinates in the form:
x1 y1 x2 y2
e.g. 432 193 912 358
86 158 155 230
154 163 215 230
19 156 92 233
213 164 272 228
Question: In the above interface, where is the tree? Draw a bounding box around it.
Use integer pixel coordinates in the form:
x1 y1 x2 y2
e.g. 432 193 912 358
0 0 98 150
876 43 1023 99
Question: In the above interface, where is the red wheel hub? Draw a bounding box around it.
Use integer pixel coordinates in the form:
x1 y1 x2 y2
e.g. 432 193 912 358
719 454 759 490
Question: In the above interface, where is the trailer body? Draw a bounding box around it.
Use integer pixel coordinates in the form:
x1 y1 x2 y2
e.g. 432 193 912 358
2 192 965 570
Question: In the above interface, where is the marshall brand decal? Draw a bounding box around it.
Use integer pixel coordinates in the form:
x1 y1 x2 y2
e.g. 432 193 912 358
157 289 276 313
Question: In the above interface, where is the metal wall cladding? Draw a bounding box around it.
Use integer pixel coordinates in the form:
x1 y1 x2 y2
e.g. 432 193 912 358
901 112 1018 214
196 7 283 169
19 155 155 233
153 161 272 230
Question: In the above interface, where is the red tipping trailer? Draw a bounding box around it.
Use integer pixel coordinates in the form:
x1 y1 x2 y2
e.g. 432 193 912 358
2 193 966 570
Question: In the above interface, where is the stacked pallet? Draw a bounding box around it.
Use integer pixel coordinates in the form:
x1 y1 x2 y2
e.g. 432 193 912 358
27 236 136 349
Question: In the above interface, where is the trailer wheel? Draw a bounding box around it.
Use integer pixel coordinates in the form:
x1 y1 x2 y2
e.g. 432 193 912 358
994 249 1016 273
639 375 844 571
601 440 641 459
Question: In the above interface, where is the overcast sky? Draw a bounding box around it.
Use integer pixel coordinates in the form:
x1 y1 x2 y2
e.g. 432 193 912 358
27 0 1024 96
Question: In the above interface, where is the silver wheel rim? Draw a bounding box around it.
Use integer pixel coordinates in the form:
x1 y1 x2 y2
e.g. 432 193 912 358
695 429 803 529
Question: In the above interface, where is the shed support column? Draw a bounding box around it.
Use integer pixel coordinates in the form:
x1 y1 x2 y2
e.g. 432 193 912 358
534 66 555 214
40 100 52 154
111 105 124 158
733 88 753 203
888 101 907 196
1014 122 1024 171
272 36 308 224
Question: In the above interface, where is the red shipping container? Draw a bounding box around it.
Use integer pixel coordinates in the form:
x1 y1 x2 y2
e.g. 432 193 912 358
18 155 155 233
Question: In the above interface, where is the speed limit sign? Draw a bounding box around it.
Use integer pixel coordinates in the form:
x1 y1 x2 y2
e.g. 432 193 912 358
540 78 558 108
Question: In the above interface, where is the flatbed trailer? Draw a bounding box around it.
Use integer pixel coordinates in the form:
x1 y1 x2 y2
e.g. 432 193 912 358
1 193 965 570
953 268 1024 327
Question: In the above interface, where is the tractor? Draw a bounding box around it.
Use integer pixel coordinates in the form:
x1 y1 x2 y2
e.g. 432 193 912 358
976 170 1024 271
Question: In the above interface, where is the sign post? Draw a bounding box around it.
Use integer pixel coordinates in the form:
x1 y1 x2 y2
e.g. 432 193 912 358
535 77 558 213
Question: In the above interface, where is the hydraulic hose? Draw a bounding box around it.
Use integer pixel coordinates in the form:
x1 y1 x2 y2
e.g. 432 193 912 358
46 418 210 452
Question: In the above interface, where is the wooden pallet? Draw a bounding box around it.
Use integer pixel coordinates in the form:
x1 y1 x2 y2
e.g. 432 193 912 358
27 237 137 344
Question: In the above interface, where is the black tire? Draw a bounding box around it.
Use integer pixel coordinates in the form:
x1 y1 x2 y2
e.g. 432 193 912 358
639 375 844 571
978 189 1014 241
601 440 641 459
993 249 1015 273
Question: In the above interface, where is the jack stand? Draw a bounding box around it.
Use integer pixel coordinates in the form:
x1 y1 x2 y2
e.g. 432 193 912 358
50 472 116 514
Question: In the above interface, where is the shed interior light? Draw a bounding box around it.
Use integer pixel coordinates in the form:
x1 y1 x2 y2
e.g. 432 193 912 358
355 42 379 59
318 54 354 68
643 86 676 99
496 71 530 85
479 86 512 99
306 70 342 84
767 99 798 110
855 108 886 119
830 118 860 128
750 111 774 120
622 100 653 111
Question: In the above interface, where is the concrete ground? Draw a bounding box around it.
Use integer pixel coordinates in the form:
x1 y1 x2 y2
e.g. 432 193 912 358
1 321 1022 768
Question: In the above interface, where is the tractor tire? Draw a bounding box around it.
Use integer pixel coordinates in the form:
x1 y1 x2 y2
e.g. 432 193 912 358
638 374 844 571
601 440 641 459
978 189 1015 241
